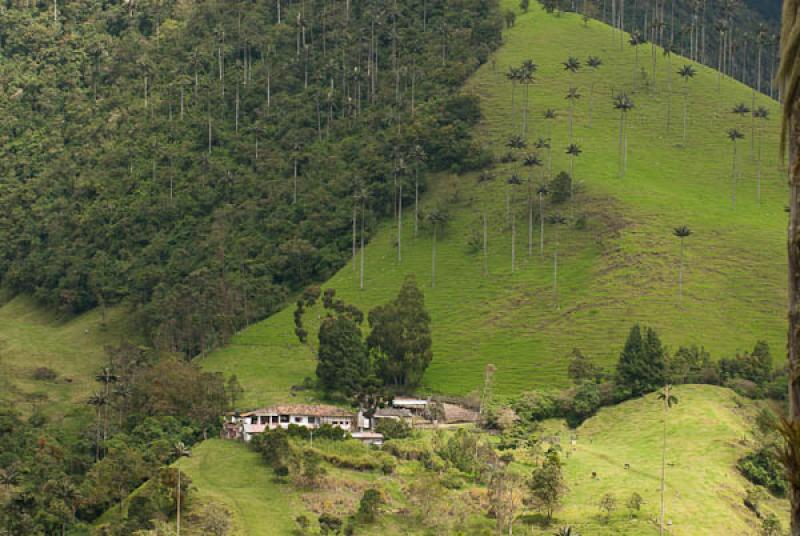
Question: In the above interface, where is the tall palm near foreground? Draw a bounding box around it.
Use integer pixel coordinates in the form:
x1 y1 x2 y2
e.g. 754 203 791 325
565 87 581 143
672 226 692 301
537 184 549 255
548 214 568 309
523 154 544 256
613 93 634 177
87 392 107 462
356 185 370 290
428 208 448 288
173 442 192 536
520 59 538 135
727 128 744 208
677 65 696 145
506 136 527 215
657 386 678 536
507 174 523 272
566 143 582 213
506 66 521 129
779 3 800 529
753 107 769 205
586 56 602 127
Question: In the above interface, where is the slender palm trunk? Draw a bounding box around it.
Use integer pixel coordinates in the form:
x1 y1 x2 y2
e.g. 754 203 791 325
553 244 559 309
678 238 684 300
352 204 357 270
415 167 419 237
682 81 689 144
731 141 738 209
618 113 626 177
588 75 596 127
483 212 489 275
539 193 545 255
360 200 366 289
568 100 574 143
177 468 181 536
528 181 533 256
511 211 516 273
397 184 402 262
431 224 438 288
757 125 763 206
659 391 668 536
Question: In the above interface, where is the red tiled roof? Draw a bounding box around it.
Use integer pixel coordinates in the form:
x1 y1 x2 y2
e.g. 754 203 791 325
240 404 354 418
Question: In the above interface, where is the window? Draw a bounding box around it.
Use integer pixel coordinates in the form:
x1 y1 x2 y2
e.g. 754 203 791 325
280 415 289 423
271 416 278 424
294 416 302 423
260 416 268 424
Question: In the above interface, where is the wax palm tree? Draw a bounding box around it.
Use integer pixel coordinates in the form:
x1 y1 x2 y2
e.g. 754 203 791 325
628 31 646 87
753 106 769 205
672 226 692 301
428 208 448 288
0 464 20 495
731 103 751 129
657 385 678 536
548 214 568 309
563 56 581 74
87 392 108 462
614 93 634 177
95 367 118 448
677 65 696 145
520 59 538 135
566 143 582 213
536 133 554 178
586 56 602 127
506 66 522 128
523 154 544 256
537 185 549 255
508 175 523 272
565 87 581 143
173 442 192 536
778 7 800 530
727 128 744 208
356 185 370 290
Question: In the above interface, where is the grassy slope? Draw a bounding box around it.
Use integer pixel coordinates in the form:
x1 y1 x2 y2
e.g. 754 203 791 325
0 295 134 414
177 385 787 535
200 1 787 406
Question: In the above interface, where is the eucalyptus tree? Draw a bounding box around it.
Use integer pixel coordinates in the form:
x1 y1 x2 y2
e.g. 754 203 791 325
565 87 581 143
537 184 549 255
727 128 744 208
753 106 769 205
677 65 696 145
523 154 544 256
614 93 634 177
508 174 523 272
657 386 678 536
672 226 692 301
778 10 800 529
586 56 602 127
548 214 569 309
428 208 449 288
520 59 538 135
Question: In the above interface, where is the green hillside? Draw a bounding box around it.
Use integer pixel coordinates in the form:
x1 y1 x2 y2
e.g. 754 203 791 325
178 385 787 535
200 1 787 406
0 295 133 415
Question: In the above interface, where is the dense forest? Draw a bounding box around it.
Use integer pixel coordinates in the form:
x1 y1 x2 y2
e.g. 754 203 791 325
0 0 503 356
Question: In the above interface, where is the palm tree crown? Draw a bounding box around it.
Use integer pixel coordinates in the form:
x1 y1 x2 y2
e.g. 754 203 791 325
754 106 770 120
614 93 635 112
673 225 692 239
544 108 557 120
565 86 581 102
566 143 582 157
523 154 544 168
727 128 744 142
731 103 751 117
677 64 696 80
563 56 581 73
534 137 551 150
506 135 527 151
587 56 602 69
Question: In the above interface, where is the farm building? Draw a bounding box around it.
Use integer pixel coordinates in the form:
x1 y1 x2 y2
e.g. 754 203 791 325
225 404 357 442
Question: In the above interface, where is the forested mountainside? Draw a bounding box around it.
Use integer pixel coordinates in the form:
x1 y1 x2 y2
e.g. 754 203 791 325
0 0 502 356
558 0 781 98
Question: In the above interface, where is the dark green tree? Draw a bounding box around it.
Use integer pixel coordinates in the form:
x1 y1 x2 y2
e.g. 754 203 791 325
367 276 433 387
615 324 667 397
316 313 369 397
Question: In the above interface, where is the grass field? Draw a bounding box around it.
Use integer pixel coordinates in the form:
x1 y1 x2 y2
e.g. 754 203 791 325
199 1 788 406
0 295 134 415
176 385 787 535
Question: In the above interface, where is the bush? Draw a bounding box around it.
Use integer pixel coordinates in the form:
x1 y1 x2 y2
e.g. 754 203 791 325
738 447 787 496
375 418 412 440
511 390 559 421
549 171 572 204
32 367 57 381
356 488 384 523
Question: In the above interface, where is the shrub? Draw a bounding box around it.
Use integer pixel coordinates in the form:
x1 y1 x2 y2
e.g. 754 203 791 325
738 447 787 496
549 172 572 204
511 390 559 421
375 418 412 440
356 488 384 523
32 367 57 381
